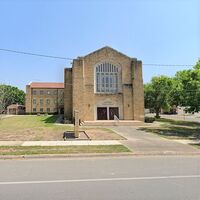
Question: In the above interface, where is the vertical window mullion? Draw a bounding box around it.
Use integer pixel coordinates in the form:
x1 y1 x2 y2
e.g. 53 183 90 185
96 63 119 93
108 72 110 92
100 68 101 92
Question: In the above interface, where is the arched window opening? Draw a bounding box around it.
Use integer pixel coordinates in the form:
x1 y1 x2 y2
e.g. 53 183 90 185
95 62 120 93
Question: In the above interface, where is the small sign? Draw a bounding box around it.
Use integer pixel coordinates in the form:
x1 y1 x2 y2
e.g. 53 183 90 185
102 101 113 105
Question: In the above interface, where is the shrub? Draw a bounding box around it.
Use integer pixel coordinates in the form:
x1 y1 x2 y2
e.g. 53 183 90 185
145 116 155 123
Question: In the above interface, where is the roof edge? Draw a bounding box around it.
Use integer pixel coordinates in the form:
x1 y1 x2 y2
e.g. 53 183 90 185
82 46 133 59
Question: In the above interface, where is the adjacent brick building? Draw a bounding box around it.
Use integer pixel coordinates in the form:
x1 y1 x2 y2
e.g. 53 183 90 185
64 46 144 122
26 82 64 114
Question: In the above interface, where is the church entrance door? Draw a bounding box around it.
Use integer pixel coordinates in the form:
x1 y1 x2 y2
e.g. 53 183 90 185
109 107 119 120
97 107 107 120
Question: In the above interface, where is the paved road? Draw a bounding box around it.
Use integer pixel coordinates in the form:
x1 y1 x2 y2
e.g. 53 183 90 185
111 126 200 154
0 156 200 200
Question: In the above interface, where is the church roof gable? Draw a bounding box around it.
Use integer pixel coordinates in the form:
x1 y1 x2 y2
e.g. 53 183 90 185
83 46 134 60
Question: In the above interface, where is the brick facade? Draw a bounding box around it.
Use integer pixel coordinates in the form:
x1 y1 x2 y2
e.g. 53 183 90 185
64 46 144 121
25 83 64 114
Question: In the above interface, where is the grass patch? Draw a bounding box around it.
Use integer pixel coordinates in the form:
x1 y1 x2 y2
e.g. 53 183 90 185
0 145 130 155
139 118 200 140
156 118 200 127
0 115 124 141
192 144 200 149
0 115 72 141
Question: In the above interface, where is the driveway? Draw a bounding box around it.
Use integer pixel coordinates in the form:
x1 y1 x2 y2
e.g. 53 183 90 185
110 126 200 155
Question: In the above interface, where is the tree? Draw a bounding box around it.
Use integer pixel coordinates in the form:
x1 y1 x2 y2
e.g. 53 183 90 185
174 60 200 113
144 76 173 118
168 77 184 108
0 84 25 113
144 60 200 116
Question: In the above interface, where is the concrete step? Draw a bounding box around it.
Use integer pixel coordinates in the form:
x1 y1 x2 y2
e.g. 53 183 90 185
83 120 144 126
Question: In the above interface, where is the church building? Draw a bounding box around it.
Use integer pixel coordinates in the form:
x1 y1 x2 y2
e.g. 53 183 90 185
64 46 144 122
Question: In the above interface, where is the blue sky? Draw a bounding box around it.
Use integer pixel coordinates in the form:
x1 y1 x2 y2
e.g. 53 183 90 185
0 0 199 90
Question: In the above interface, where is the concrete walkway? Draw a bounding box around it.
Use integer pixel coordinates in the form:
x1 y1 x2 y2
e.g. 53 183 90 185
0 140 121 146
110 126 200 155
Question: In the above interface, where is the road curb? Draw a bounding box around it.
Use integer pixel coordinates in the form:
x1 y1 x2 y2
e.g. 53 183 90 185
0 152 133 160
1 151 200 160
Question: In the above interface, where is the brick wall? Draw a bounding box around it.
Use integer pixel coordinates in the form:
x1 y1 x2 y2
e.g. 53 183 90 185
64 47 144 121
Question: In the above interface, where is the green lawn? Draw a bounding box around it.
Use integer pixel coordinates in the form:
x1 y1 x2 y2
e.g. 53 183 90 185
192 144 200 149
0 145 130 155
0 115 123 141
140 118 200 140
0 115 72 141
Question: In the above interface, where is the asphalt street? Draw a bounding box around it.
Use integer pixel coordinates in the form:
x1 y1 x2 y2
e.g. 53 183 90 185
0 156 200 200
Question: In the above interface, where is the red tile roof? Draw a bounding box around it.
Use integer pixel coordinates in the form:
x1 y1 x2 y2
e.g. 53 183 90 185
30 82 64 89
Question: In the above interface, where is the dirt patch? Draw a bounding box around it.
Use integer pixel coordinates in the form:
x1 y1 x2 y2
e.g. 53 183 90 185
63 131 89 140
84 128 125 140
0 128 64 141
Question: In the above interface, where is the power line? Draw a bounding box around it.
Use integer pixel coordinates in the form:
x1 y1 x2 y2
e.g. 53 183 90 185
0 48 73 60
143 63 193 67
0 48 195 66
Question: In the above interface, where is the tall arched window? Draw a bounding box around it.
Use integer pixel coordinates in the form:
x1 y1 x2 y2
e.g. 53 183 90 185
95 62 120 93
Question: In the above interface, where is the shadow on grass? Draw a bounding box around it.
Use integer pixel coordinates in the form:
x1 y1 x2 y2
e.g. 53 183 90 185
156 118 200 127
192 144 200 148
41 115 58 124
139 118 200 140
139 127 200 139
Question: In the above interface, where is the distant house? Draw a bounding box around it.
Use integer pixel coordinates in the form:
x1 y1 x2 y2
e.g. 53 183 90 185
7 104 25 115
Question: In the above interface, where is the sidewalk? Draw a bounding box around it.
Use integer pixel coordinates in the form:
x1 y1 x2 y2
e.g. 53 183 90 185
110 126 200 155
0 140 121 146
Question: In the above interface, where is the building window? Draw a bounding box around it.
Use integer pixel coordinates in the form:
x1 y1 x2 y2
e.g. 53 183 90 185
47 90 51 95
46 99 50 105
47 108 50 113
54 90 57 95
95 62 120 93
40 99 43 105
40 108 43 112
33 99 36 105
33 108 36 112
54 100 57 104
40 90 44 95
32 90 37 95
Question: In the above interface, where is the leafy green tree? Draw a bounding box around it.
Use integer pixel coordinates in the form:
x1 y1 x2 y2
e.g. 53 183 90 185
168 77 183 107
0 84 25 113
145 60 200 116
174 60 200 113
144 76 173 118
